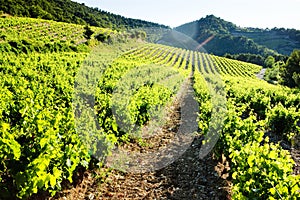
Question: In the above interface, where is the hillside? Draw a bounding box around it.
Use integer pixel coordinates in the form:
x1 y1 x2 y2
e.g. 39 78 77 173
0 0 169 31
232 27 300 55
174 15 300 56
1 14 300 199
0 16 114 54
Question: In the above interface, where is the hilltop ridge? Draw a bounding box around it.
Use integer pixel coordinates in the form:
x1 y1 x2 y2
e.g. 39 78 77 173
175 15 300 56
0 0 169 30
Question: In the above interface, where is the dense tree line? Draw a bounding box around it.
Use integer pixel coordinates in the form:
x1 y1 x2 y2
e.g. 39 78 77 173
202 34 276 56
264 49 300 88
283 49 300 87
0 0 169 30
224 53 288 67
271 27 300 42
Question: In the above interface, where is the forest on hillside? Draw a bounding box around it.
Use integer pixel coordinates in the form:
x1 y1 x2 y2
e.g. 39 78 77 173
174 15 300 66
0 0 169 30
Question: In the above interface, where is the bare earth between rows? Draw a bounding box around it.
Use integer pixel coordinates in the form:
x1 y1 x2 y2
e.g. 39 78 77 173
47 88 231 200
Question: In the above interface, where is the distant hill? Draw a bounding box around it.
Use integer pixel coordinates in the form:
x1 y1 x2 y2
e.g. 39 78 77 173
0 0 169 31
231 27 300 55
174 15 300 56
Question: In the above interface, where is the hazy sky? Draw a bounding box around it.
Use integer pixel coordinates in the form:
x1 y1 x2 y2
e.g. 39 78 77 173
73 0 300 29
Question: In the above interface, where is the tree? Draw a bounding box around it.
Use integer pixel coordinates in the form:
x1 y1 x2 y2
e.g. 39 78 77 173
264 55 275 68
292 73 300 87
283 50 300 87
84 25 94 40
95 33 109 42
264 61 285 84
30 5 52 19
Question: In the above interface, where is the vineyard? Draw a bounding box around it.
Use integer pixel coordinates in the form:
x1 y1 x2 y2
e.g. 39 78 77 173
0 16 117 54
0 16 300 199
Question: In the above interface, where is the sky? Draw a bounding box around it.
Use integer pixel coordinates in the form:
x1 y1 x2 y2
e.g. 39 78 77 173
72 0 300 30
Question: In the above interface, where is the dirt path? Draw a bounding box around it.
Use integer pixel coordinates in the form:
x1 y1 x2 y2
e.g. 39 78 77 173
51 139 231 200
95 138 230 199
49 80 231 200
256 68 267 80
